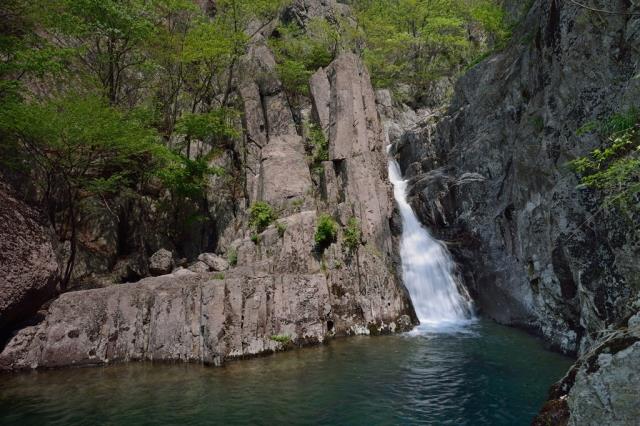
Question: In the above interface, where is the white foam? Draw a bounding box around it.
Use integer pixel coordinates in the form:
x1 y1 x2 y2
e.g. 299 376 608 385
388 158 475 334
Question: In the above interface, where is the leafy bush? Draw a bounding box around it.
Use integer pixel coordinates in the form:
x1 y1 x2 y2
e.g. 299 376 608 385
343 217 362 253
276 221 287 238
249 201 276 233
276 59 311 96
227 248 238 267
314 214 338 249
175 109 241 147
307 121 328 168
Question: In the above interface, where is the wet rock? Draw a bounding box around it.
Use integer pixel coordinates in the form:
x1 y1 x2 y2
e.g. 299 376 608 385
148 249 174 276
0 183 59 337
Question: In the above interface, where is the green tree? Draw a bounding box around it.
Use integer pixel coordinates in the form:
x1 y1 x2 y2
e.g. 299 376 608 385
352 0 508 97
0 95 173 288
44 0 164 105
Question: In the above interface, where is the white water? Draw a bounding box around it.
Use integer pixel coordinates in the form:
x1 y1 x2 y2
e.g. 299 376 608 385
388 159 474 332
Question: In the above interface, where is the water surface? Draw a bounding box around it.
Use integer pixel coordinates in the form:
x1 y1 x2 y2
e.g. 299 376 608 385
0 320 572 425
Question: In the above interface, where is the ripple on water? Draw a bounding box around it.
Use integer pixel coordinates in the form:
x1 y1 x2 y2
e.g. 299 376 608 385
0 319 573 426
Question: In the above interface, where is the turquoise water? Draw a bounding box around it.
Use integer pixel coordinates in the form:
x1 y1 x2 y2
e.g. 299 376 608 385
0 320 572 425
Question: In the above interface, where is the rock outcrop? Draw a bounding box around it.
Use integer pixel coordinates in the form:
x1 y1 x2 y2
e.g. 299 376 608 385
534 310 640 426
0 269 330 370
0 48 415 370
393 0 640 355
0 183 59 339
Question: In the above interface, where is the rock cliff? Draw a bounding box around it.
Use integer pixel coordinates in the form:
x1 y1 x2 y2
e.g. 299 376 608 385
386 0 640 422
534 308 640 426
0 44 415 369
0 183 59 342
393 0 640 355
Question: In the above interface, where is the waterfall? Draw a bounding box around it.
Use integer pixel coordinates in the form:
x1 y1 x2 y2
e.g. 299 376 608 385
388 159 474 331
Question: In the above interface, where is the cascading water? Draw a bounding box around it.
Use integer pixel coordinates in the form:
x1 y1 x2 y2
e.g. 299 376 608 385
388 158 474 331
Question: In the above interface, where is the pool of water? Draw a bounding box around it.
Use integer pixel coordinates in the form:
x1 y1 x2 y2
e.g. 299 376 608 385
0 320 572 425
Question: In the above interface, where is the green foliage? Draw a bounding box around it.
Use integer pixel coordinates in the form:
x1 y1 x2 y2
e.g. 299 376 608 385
0 94 175 287
0 95 167 191
352 0 510 98
159 154 223 200
314 214 338 249
570 108 640 212
227 247 238 267
249 201 276 233
0 0 288 288
213 272 225 280
290 198 304 213
307 121 328 168
276 59 312 96
175 109 240 142
276 221 287 238
343 217 362 253
270 17 346 96
270 334 291 344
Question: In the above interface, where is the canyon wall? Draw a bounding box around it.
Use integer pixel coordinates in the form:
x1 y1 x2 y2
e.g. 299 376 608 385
393 0 640 355
387 0 640 422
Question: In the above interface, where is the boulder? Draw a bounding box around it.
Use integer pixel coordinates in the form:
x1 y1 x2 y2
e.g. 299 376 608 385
187 261 211 274
197 253 229 271
148 249 174 276
0 183 59 336
534 314 640 426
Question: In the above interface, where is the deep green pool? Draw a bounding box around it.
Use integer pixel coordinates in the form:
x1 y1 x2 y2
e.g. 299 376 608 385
0 319 572 425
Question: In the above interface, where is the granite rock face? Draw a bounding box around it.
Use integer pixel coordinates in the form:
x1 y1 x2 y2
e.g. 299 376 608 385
0 183 59 337
393 0 640 355
534 311 640 426
197 253 229 272
0 270 330 370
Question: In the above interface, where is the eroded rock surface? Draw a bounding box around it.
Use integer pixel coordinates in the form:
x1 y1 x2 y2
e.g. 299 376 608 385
0 183 59 337
534 312 640 426
0 270 329 370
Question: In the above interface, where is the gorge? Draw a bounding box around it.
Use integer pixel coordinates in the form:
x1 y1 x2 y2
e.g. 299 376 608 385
1 0 639 425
